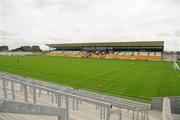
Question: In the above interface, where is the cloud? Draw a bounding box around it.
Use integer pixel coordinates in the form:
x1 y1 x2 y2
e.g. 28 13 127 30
158 30 180 37
0 29 17 36
0 0 180 51
150 0 180 7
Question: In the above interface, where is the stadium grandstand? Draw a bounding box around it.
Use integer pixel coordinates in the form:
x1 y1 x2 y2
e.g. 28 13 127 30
46 41 164 61
0 46 9 51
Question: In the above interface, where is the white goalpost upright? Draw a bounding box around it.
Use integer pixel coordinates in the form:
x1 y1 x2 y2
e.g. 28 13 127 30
173 62 180 70
172 52 180 70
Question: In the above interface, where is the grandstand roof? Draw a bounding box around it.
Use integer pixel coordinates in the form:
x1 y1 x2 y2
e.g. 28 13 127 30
47 41 164 48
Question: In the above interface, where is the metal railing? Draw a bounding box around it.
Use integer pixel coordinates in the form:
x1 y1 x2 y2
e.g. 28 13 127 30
0 74 112 120
0 72 149 120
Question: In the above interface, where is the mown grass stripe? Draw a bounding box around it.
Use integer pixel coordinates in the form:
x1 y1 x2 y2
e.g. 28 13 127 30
0 56 179 102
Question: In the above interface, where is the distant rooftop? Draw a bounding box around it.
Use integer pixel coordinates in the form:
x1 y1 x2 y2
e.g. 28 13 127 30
46 41 164 48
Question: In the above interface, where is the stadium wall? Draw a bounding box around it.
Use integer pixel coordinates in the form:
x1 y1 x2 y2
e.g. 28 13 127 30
0 52 40 56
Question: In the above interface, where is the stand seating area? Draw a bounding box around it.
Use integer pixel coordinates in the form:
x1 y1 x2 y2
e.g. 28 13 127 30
46 51 162 61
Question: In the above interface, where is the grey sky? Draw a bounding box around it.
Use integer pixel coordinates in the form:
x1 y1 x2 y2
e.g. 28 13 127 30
0 0 180 51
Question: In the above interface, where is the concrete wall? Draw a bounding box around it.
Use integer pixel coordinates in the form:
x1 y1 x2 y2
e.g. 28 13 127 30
151 97 180 114
151 97 163 111
0 52 38 56
151 97 180 120
170 97 180 114
171 114 180 120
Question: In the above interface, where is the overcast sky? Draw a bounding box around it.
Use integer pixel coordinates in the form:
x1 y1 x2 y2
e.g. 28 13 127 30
0 0 180 51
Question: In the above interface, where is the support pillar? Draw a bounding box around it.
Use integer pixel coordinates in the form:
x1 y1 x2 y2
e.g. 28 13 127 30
55 94 58 104
96 104 98 110
58 95 61 107
100 106 103 120
39 89 41 98
20 84 23 92
52 92 54 104
29 87 32 93
119 110 122 120
33 87 37 104
72 97 75 110
3 79 7 99
103 106 106 120
24 85 28 102
76 99 79 110
6 80 8 86
106 106 110 120
47 91 50 95
11 81 15 100
65 96 69 120
141 111 144 120
136 110 140 120
132 110 135 120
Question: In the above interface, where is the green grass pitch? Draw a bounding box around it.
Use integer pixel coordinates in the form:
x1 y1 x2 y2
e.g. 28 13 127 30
0 56 180 102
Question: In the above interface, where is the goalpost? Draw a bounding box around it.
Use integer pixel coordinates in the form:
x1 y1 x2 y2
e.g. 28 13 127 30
172 53 180 70
173 62 180 70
